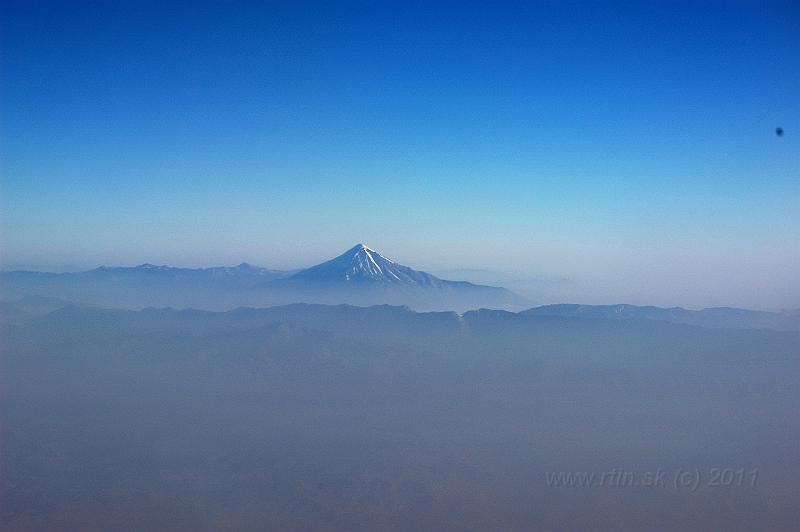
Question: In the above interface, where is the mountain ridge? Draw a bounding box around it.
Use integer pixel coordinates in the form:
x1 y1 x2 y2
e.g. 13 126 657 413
0 244 528 312
521 303 800 331
282 244 493 290
267 244 527 311
3 246 797 323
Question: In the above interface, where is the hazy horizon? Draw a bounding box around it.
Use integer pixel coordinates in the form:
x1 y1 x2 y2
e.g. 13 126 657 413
2 246 798 312
2 1 798 313
3 5 799 528
3 302 799 530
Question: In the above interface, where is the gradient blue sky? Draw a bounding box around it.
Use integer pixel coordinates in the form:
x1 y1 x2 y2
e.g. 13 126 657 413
1 1 798 310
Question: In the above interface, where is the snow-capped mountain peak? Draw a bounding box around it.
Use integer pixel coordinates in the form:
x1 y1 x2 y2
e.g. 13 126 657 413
271 244 530 311
343 244 394 279
289 244 439 287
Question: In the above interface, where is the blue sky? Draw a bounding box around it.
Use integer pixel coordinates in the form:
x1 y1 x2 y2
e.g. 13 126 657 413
1 1 798 310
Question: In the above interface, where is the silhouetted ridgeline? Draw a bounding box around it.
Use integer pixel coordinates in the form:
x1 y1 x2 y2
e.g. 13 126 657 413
2 293 798 331
3 245 797 320
2 302 799 530
522 303 800 331
0 246 530 312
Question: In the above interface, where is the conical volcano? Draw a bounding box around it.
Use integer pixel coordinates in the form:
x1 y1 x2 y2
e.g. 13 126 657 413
289 244 444 287
273 244 529 311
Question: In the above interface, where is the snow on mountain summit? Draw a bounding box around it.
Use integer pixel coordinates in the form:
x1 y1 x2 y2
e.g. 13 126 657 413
289 244 444 287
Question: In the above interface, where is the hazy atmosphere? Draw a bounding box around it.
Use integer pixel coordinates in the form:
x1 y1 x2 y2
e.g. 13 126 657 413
2 2 800 531
2 1 798 310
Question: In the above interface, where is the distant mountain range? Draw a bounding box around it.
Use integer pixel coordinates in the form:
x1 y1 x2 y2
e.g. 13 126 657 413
521 303 800 331
2 244 798 329
0 244 528 312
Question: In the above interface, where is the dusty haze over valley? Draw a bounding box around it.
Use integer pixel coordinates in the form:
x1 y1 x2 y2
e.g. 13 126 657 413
2 1 798 530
